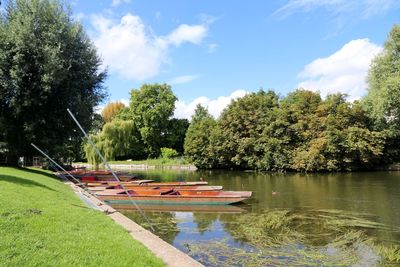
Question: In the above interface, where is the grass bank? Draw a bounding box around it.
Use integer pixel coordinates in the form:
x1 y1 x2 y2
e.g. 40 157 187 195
75 157 194 168
109 157 191 166
0 167 165 267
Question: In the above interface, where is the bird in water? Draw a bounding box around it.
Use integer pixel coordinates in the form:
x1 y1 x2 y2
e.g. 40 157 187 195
272 191 280 195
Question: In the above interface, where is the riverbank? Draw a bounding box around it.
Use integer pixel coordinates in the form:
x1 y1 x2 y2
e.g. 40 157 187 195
0 167 165 266
74 160 197 171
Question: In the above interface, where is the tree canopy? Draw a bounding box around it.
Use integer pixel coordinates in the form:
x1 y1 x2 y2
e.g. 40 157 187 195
101 102 126 123
130 83 177 157
84 83 188 166
184 90 386 172
0 0 106 164
365 24 400 131
364 24 400 162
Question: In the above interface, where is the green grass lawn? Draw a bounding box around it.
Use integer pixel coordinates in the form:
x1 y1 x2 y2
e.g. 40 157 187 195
0 167 165 267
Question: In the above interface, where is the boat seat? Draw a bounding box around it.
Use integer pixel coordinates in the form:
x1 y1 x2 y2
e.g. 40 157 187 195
160 189 174 195
163 190 180 195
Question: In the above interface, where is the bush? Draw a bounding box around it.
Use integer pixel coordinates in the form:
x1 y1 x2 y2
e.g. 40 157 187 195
160 147 178 159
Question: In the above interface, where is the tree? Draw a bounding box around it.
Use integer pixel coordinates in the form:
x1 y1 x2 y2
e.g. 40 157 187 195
184 105 221 168
101 101 126 123
0 0 106 165
191 104 212 124
217 90 280 170
129 83 177 157
163 118 189 153
184 89 386 172
290 93 385 171
364 24 400 162
84 120 145 168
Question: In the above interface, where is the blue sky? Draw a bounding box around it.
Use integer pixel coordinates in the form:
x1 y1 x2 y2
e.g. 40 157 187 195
69 0 400 118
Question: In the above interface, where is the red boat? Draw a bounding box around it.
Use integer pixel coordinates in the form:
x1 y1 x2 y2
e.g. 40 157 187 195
89 185 223 191
86 180 209 187
96 189 252 205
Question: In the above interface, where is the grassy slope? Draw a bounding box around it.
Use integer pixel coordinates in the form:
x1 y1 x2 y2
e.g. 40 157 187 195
0 167 165 267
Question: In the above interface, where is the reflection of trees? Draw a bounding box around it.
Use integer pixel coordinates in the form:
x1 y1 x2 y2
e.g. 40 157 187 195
120 211 179 244
192 212 219 234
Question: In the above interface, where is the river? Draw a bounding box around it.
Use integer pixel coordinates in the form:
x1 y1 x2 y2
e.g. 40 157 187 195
117 170 400 266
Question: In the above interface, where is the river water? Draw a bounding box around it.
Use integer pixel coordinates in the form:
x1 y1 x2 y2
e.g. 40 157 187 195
118 170 400 266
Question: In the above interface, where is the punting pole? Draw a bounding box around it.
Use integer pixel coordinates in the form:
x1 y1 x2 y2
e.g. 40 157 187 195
31 143 92 193
66 109 155 232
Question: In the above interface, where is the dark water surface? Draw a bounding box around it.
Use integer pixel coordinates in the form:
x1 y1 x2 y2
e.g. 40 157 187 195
118 170 400 266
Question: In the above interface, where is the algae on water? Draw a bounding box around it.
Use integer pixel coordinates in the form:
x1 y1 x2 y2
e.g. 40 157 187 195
188 208 400 267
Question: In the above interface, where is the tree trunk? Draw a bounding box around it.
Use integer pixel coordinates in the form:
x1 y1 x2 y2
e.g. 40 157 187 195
5 152 19 166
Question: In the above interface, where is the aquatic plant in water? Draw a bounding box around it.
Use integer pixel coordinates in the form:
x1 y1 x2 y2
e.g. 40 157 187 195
187 208 400 266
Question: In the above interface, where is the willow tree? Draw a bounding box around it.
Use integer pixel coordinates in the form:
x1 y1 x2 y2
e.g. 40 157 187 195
0 0 106 165
84 120 144 168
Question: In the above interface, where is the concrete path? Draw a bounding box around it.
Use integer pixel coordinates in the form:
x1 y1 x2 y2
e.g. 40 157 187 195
67 182 204 267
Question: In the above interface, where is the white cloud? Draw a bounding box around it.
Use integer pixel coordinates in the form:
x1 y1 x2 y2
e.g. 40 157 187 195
112 0 131 7
275 0 400 18
169 75 199 85
174 90 249 120
298 39 382 100
90 13 211 81
167 24 208 46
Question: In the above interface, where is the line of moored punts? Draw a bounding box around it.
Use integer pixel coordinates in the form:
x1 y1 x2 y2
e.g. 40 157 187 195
58 170 252 207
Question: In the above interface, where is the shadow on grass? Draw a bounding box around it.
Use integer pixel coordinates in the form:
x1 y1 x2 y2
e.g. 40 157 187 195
22 167 60 180
0 174 56 191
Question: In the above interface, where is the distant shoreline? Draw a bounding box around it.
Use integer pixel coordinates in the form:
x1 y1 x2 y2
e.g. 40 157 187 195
72 163 400 172
73 163 197 171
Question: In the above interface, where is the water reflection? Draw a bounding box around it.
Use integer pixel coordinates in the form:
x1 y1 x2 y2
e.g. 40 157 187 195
117 170 400 266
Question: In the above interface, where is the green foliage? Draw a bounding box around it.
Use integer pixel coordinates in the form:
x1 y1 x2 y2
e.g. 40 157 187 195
83 83 187 164
185 90 386 171
191 104 212 124
160 147 178 159
364 24 400 162
84 120 145 168
218 90 281 170
0 0 106 164
130 83 177 157
101 101 126 123
288 93 386 171
184 105 222 168
163 118 189 153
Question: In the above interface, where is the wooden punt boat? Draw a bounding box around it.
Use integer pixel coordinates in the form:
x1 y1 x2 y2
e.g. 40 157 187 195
80 175 138 182
89 185 223 191
86 180 209 187
96 189 252 205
